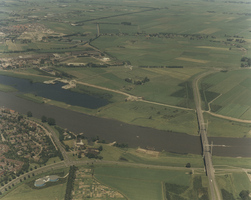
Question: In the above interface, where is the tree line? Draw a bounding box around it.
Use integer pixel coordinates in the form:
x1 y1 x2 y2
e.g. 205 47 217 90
64 165 77 200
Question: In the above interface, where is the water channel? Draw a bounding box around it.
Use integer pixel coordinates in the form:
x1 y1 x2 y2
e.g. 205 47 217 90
0 75 110 109
0 75 250 157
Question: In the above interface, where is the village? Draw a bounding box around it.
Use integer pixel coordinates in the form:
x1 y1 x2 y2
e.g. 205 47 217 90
0 107 59 176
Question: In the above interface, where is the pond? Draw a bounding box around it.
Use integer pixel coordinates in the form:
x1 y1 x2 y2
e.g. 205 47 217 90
0 75 110 109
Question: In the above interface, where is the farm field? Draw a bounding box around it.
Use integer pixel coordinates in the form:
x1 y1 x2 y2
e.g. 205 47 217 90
55 66 205 108
94 165 209 200
213 156 251 169
215 172 251 200
203 112 251 138
76 143 204 167
201 69 251 120
92 35 243 68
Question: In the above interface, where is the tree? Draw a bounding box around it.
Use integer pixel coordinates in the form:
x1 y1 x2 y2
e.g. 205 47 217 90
239 190 250 200
18 115 23 121
98 146 103 151
41 116 47 122
78 152 81 158
27 111 32 117
186 163 191 168
47 118 56 125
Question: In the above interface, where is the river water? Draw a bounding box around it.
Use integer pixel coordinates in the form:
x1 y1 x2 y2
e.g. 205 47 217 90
0 75 250 157
0 75 110 109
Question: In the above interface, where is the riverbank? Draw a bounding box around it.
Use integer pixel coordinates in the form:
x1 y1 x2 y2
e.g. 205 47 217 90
1 91 251 157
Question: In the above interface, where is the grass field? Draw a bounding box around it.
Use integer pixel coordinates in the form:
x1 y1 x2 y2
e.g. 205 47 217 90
16 93 44 104
213 156 251 169
0 84 18 92
216 172 251 200
96 101 198 135
0 70 51 83
94 166 191 200
88 143 204 167
202 69 251 120
55 66 204 108
93 165 209 200
203 112 251 138
1 168 69 200
92 35 243 68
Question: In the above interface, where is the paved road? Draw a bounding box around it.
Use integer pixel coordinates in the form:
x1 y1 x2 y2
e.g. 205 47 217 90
193 71 222 200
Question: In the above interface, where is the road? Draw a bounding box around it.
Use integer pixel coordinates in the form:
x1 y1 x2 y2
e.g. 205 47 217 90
29 118 72 166
193 71 222 200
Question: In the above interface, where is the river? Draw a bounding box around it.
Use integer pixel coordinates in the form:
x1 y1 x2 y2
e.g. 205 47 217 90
0 76 250 157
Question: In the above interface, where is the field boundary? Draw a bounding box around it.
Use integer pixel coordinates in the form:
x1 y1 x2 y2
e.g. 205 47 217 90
208 94 222 112
205 110 251 124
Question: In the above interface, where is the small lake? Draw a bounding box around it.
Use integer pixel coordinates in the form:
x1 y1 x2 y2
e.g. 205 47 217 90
0 75 110 109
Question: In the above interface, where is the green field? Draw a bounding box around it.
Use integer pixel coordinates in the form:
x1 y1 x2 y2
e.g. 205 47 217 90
216 172 251 200
94 165 209 200
201 69 251 120
0 84 18 92
79 143 204 167
0 70 51 83
1 168 69 200
54 66 205 108
213 156 251 169
16 93 44 104
203 112 251 138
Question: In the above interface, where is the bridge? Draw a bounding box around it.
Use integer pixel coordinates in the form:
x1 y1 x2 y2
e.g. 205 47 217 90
193 71 222 200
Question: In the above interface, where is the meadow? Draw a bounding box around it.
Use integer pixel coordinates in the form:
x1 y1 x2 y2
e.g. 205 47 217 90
0 84 17 93
213 156 251 169
82 143 204 168
16 93 44 104
94 165 209 200
203 112 251 138
1 168 69 200
92 35 243 68
215 172 251 200
0 0 248 65
201 69 251 120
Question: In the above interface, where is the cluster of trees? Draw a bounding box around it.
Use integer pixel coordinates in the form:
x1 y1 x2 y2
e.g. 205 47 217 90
65 165 77 200
91 135 106 143
239 190 251 200
41 115 56 125
85 153 103 159
241 57 251 67
57 63 108 68
27 111 32 117
125 77 150 85
139 66 183 68
113 142 129 148
121 22 131 25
